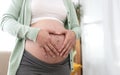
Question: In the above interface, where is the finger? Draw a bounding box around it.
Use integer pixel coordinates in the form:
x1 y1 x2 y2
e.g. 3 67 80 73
59 35 69 52
48 29 67 35
47 42 59 56
63 44 73 57
44 45 56 57
60 40 71 56
47 29 58 34
57 30 67 34
49 37 59 51
49 36 59 54
42 47 48 57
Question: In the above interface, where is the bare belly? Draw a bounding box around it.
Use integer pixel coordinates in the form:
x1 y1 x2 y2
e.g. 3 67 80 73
25 19 68 64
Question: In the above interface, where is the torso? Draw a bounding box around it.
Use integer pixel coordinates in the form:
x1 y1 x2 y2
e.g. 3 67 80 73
25 0 68 64
25 19 68 64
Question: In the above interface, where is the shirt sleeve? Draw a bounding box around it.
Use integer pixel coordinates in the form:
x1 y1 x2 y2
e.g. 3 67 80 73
0 0 40 42
69 0 81 39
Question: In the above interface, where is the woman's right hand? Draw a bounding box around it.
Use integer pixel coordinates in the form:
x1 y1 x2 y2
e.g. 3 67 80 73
36 29 59 57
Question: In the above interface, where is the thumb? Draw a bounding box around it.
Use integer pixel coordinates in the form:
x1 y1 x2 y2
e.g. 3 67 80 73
57 30 67 34
47 29 67 34
47 29 57 34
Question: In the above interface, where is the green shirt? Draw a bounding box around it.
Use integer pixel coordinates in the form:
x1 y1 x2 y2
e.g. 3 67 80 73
0 0 80 75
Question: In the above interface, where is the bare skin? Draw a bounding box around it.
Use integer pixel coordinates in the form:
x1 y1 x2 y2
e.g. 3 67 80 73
25 19 76 64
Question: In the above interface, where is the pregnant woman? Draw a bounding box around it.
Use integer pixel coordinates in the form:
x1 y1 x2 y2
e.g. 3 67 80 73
0 0 80 75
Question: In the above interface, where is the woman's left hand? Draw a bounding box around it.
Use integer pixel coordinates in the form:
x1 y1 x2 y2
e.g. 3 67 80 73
59 30 76 57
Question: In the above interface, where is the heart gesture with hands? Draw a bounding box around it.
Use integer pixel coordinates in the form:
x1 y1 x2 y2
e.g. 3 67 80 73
36 26 76 58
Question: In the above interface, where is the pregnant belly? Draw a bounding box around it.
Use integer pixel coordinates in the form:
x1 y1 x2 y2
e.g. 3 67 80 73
25 19 68 64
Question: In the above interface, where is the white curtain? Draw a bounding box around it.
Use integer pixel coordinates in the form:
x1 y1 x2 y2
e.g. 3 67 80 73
103 0 120 75
80 0 120 75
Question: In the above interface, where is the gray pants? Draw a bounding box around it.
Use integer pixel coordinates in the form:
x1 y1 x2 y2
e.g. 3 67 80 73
16 50 70 75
